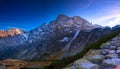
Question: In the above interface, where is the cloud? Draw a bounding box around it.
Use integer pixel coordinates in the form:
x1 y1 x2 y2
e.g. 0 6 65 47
92 2 120 27
92 14 120 27
94 14 120 22
107 18 120 27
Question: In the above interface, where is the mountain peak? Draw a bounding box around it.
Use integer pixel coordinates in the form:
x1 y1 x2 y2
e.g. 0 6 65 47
57 14 70 18
0 28 24 37
56 14 70 22
52 15 101 31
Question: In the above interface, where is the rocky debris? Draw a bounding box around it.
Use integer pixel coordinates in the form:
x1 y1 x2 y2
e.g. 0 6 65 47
84 55 104 64
108 50 115 54
100 49 109 55
116 50 120 54
63 59 100 69
105 54 118 59
102 58 120 68
100 35 120 58
73 59 99 69
64 32 120 69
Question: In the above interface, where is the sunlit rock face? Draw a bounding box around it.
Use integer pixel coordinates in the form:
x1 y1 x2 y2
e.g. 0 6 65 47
0 28 26 46
0 28 24 37
51 14 102 32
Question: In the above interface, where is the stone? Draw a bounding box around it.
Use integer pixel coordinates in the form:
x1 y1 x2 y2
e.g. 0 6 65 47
109 46 116 50
117 47 120 50
100 45 109 49
100 49 109 55
115 43 120 47
112 37 118 41
73 59 99 69
108 50 116 54
105 54 118 59
102 58 120 67
116 50 120 54
84 55 104 64
114 41 120 43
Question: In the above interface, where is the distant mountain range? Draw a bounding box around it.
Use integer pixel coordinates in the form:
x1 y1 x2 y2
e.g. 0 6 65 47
0 15 101 46
0 28 24 37
0 14 120 61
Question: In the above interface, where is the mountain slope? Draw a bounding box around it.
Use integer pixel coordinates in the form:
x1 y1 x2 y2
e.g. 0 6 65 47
0 15 115 61
63 26 120 69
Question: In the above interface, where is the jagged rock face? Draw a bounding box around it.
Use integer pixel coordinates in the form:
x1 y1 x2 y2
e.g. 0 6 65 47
0 15 118 61
49 15 101 32
0 28 24 37
0 28 27 46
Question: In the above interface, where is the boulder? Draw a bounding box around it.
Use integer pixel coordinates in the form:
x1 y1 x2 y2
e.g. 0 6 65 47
84 55 104 64
100 49 109 55
102 58 120 67
100 45 110 49
117 47 120 50
115 43 120 47
109 46 116 50
116 50 120 54
105 54 118 59
73 59 99 69
108 50 116 54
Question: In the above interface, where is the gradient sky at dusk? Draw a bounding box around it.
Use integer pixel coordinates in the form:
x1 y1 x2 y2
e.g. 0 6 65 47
0 0 120 31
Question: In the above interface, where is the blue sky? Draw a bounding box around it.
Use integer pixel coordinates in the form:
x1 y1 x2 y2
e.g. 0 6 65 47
0 0 120 31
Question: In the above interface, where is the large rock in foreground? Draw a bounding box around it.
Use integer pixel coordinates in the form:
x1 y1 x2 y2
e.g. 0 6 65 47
64 59 99 69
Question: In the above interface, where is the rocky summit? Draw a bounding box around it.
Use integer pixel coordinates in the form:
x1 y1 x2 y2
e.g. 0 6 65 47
64 33 120 69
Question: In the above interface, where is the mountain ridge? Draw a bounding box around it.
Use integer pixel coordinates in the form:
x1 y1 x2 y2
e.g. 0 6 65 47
0 15 119 61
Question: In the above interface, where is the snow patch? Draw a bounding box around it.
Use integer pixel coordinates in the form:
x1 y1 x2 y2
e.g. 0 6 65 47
60 37 69 42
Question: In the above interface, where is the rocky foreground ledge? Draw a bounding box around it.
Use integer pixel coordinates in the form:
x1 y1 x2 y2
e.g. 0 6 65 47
64 34 120 69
